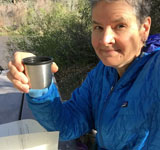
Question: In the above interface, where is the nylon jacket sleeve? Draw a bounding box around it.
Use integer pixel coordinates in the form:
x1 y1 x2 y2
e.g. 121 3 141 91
26 69 96 141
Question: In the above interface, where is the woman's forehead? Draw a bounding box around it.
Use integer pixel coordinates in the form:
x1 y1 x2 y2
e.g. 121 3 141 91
92 17 131 25
91 1 136 22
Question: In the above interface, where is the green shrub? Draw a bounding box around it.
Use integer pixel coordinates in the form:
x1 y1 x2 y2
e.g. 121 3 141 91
150 0 160 34
10 0 98 67
9 0 98 99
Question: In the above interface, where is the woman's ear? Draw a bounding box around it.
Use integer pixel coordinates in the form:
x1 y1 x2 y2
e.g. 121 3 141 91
140 17 151 41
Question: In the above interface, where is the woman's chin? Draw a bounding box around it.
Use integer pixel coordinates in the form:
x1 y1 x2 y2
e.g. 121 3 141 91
101 58 120 68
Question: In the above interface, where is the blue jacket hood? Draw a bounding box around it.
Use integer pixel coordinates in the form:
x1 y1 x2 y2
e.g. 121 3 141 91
142 34 160 53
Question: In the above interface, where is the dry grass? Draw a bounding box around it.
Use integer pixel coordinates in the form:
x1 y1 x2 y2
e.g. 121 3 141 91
0 0 54 34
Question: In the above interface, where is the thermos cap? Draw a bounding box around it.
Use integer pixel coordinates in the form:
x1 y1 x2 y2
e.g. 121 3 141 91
23 56 53 65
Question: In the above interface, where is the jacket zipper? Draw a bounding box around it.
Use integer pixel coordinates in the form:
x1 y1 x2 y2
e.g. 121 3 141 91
98 74 119 148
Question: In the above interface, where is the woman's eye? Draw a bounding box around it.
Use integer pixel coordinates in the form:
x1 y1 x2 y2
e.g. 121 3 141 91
93 26 103 31
116 24 126 29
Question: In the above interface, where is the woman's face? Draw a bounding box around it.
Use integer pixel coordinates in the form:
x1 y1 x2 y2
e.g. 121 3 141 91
91 0 151 75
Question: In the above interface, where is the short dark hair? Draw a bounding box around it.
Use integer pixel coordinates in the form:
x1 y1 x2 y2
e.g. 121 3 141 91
89 0 151 24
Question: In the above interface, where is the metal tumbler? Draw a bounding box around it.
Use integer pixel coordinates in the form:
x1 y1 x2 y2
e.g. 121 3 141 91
23 56 53 89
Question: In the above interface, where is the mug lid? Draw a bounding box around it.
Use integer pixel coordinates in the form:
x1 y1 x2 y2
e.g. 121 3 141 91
23 56 53 65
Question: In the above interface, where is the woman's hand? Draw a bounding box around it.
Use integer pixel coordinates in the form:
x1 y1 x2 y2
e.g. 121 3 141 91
7 52 58 93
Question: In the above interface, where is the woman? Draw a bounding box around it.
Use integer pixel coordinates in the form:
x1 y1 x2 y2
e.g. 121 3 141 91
7 0 160 149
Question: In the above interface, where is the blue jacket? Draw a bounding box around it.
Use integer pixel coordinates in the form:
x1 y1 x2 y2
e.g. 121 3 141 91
27 34 160 150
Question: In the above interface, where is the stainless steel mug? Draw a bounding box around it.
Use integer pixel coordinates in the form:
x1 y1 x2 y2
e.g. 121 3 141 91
23 56 53 89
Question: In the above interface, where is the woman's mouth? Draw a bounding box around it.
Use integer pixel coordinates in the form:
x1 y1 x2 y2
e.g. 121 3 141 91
100 49 120 56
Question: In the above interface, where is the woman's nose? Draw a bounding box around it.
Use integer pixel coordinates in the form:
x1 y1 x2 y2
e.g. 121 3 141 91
100 28 115 45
